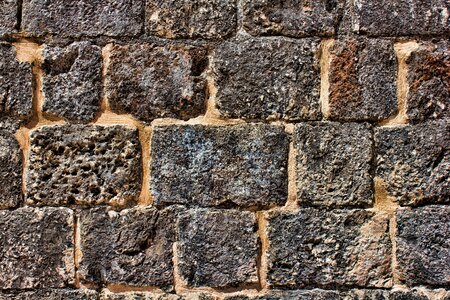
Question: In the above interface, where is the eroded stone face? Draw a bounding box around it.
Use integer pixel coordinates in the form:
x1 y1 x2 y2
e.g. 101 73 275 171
100 290 214 300
0 0 17 35
0 130 22 208
150 124 288 208
26 125 141 207
106 44 207 124
146 0 237 39
176 209 258 288
0 289 98 300
0 207 74 290
213 38 321 121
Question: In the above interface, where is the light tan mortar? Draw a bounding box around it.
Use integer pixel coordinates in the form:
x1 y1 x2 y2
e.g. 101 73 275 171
107 283 166 293
256 211 269 291
320 39 334 119
284 123 299 211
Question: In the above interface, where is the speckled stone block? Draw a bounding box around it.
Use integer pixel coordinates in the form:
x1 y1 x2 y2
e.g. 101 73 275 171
213 38 321 121
0 0 17 35
375 120 449 206
223 290 341 300
100 290 213 300
0 207 74 290
266 209 392 288
176 209 258 288
0 129 22 208
0 289 98 300
26 125 141 207
146 0 237 39
42 42 102 123
294 122 373 208
106 44 207 124
150 124 288 208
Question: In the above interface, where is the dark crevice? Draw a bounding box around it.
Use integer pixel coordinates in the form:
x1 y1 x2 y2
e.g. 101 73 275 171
15 0 23 32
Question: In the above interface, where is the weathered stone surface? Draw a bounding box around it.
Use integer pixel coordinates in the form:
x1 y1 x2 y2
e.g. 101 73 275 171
406 41 449 123
0 289 98 299
146 0 237 39
294 122 373 208
22 0 143 37
0 129 22 208
327 38 397 121
79 206 179 290
0 0 17 35
101 290 213 300
345 289 431 300
106 44 207 124
396 206 450 287
0 207 74 289
151 124 288 208
375 120 449 206
223 290 341 300
266 209 392 288
213 38 321 121
42 42 102 123
177 209 258 288
352 0 449 36
242 0 343 37
26 125 141 206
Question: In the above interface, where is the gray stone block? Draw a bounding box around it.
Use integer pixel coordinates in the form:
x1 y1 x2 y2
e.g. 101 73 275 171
0 0 17 35
0 289 98 300
0 129 22 208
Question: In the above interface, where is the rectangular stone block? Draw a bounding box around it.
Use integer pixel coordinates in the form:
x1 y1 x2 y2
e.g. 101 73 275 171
327 38 397 121
0 0 17 35
146 0 237 39
0 207 74 289
0 289 98 299
42 42 102 123
176 209 258 288
0 129 22 209
294 122 373 208
213 38 321 121
22 0 143 37
375 120 449 206
78 206 179 290
100 290 212 300
106 44 207 124
150 124 288 208
26 125 141 207
266 209 392 288
396 206 450 287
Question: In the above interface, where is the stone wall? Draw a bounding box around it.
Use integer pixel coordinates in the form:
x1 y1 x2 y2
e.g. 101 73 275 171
0 0 449 299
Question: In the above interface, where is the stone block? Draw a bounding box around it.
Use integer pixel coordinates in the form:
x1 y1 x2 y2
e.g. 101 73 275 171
0 289 98 300
0 129 23 208
0 0 17 35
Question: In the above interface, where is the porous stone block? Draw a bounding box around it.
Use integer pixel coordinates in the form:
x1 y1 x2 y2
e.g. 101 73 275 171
396 206 450 287
327 38 397 121
151 124 288 208
0 0 17 35
106 44 207 123
223 290 341 300
78 206 179 290
100 290 213 300
294 122 373 208
375 120 449 206
26 125 141 206
0 207 74 289
213 38 321 121
0 129 22 208
146 0 237 39
0 289 98 299
176 209 258 288
266 209 392 288
42 42 102 123
22 0 143 37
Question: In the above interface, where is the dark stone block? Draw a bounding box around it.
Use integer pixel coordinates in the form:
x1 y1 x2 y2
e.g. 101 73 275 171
0 129 22 208
0 289 98 300
0 0 17 35
223 290 341 300
100 290 213 300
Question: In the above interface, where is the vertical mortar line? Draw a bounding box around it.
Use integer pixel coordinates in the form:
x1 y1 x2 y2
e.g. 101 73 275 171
284 123 298 210
73 211 82 288
389 211 400 286
204 51 221 121
138 125 153 206
172 242 186 294
320 39 334 120
256 211 269 291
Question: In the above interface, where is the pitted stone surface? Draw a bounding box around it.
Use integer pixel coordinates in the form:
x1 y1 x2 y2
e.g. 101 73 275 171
101 290 213 300
327 38 397 121
0 0 17 35
42 42 102 123
151 124 288 208
79 206 179 290
0 207 74 289
146 0 237 39
0 129 22 208
375 120 449 206
177 209 258 288
266 209 392 288
396 206 450 287
22 0 143 37
26 125 141 207
294 122 373 208
213 38 321 121
106 44 207 124
223 290 341 300
0 289 98 299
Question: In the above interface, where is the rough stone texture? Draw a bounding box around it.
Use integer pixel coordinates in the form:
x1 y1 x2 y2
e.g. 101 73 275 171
223 290 341 300
0 129 22 208
0 0 17 35
146 0 237 39
375 120 449 206
106 44 207 124
26 125 141 207
22 0 143 37
42 42 102 123
101 290 213 300
266 209 392 288
396 206 450 287
0 289 98 299
242 0 343 37
294 122 373 208
213 38 321 121
151 124 288 208
327 38 397 121
406 41 449 123
352 0 450 36
79 206 179 290
177 209 258 288
0 207 74 289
